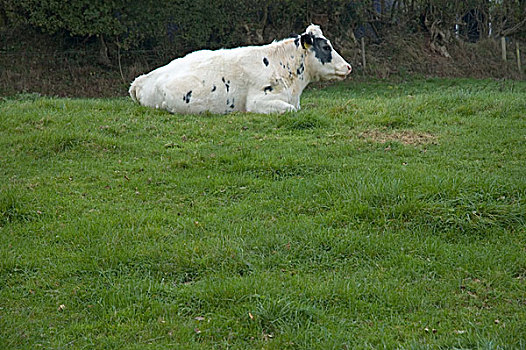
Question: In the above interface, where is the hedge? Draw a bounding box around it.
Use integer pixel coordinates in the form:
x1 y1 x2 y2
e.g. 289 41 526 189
1 0 524 55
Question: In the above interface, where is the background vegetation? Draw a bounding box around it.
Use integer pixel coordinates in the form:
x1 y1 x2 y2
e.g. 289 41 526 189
1 1 525 96
2 0 525 52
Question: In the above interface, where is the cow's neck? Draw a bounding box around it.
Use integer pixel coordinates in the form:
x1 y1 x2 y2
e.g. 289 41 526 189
270 39 312 89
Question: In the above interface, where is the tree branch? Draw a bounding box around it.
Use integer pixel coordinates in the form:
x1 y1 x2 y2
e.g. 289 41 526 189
501 17 526 37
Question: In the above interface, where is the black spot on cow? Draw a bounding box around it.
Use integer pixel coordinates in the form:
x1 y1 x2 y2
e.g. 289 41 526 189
296 62 304 75
222 77 230 92
294 37 300 48
211 85 216 92
312 37 333 64
183 90 192 103
263 86 273 94
263 57 269 66
230 97 235 109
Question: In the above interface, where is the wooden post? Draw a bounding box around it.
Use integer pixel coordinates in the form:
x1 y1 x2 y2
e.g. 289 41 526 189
361 37 366 71
517 41 522 73
501 37 506 61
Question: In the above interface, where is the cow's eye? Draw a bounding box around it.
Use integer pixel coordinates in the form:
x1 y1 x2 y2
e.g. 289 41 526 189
323 45 331 51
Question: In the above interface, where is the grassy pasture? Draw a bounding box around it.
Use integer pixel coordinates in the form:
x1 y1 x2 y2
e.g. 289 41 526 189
1 78 525 349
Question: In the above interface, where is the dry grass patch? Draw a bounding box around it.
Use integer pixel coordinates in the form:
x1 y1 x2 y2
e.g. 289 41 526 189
359 129 437 146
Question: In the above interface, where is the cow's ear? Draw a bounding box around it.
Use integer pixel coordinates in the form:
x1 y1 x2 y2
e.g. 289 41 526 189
300 33 313 49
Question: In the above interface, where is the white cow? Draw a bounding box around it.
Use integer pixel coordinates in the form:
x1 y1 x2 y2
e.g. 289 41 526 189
129 24 352 114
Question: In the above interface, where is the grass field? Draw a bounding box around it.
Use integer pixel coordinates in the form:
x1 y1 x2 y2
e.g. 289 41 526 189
1 78 525 349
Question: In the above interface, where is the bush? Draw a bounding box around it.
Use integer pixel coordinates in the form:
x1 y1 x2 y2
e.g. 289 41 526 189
2 0 524 52
0 0 373 53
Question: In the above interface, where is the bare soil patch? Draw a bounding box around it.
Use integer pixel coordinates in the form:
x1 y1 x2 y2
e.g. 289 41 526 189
359 129 437 146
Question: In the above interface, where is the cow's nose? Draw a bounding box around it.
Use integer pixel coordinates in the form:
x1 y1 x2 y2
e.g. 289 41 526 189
347 65 352 73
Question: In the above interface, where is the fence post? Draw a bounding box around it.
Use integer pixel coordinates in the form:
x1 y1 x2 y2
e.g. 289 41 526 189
501 37 506 61
517 41 522 73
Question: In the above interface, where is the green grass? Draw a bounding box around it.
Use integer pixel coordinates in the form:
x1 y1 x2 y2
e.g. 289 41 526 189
1 78 525 349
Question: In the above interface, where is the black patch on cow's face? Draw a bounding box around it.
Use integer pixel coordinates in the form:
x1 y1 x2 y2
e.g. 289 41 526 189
211 85 216 92
263 57 269 66
183 90 192 103
312 37 332 64
263 86 273 95
300 33 313 49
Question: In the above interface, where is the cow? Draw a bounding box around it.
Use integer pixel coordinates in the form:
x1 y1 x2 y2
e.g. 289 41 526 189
129 24 352 114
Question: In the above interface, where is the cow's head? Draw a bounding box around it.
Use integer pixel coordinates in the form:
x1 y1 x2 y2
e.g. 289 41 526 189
300 24 352 81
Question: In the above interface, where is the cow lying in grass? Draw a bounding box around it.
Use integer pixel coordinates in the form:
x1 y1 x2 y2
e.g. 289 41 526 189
129 24 352 114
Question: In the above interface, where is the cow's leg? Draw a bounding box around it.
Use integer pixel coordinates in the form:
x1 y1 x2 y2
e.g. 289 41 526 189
246 93 297 114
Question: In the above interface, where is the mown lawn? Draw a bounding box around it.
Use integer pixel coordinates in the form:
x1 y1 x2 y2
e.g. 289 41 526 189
1 78 525 349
